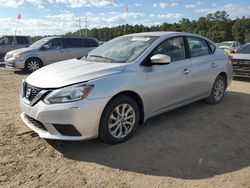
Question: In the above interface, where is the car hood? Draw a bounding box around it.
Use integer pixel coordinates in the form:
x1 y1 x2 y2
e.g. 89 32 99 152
26 59 127 88
232 53 250 60
7 47 37 55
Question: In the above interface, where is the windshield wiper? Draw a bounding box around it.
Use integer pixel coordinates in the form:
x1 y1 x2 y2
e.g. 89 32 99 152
88 55 125 63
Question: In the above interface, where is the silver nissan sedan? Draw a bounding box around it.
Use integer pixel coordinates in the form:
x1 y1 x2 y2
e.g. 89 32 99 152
20 32 233 144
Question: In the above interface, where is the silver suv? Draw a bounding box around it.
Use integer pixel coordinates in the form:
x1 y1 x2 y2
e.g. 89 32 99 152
20 32 233 144
0 35 31 61
5 36 99 72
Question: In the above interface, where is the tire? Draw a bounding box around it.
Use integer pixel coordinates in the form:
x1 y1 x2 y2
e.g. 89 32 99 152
206 75 226 105
25 58 42 73
99 94 139 145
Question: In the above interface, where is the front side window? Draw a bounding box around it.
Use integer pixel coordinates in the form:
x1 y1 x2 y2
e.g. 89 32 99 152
87 36 158 63
152 37 186 62
46 39 62 50
187 37 210 58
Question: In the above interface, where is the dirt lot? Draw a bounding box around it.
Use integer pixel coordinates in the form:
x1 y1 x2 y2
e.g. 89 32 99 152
0 66 250 188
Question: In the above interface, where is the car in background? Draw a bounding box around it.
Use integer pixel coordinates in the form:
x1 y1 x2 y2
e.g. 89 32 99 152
218 41 241 53
4 36 99 72
20 32 232 144
0 35 32 62
231 43 250 78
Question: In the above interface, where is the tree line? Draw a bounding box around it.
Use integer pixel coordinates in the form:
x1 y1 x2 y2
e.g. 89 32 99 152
33 11 250 43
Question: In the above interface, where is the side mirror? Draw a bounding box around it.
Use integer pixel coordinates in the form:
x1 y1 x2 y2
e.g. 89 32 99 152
150 54 171 65
43 44 50 50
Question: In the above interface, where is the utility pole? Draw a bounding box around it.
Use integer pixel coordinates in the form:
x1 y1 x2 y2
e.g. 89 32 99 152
84 17 87 37
78 17 87 37
78 17 82 37
124 4 128 35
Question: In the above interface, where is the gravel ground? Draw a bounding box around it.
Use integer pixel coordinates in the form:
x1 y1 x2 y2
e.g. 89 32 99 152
0 66 250 188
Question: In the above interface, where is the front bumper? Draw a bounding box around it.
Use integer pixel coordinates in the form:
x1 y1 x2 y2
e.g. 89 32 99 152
20 96 109 141
5 57 25 69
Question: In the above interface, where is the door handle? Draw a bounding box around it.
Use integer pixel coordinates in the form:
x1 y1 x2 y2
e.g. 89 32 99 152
211 63 218 68
182 68 190 75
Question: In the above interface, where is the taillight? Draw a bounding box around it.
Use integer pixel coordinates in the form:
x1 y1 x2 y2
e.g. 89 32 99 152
228 55 233 64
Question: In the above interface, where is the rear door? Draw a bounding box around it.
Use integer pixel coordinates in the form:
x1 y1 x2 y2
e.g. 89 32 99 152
186 36 218 96
41 38 65 65
62 38 83 60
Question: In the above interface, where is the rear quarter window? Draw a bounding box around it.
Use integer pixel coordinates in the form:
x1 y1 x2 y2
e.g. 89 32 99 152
208 42 216 54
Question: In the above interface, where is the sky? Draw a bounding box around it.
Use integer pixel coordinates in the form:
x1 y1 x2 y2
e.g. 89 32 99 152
0 0 250 36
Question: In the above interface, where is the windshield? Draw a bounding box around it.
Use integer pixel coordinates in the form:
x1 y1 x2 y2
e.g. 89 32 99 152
29 38 50 48
86 36 158 63
236 44 250 54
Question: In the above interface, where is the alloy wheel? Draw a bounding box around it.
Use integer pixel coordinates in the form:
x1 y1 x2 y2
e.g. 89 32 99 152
108 103 136 139
213 79 225 102
27 60 40 72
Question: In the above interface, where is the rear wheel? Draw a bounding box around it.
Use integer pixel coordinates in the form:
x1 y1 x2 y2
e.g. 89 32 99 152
206 75 226 105
99 95 139 144
25 58 42 73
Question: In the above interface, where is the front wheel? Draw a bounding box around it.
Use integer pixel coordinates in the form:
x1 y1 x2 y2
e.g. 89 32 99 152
25 58 42 73
206 75 226 105
99 95 139 144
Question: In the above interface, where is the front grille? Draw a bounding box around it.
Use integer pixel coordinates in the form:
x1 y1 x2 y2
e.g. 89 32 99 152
23 82 42 101
24 114 47 131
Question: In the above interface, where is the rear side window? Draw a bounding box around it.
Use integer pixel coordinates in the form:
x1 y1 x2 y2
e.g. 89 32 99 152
63 38 82 48
16 36 29 45
187 37 210 58
82 39 99 47
152 37 186 62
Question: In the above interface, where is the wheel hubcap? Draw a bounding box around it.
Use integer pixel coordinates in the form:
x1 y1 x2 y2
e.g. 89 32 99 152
28 61 40 72
213 79 225 102
108 103 135 139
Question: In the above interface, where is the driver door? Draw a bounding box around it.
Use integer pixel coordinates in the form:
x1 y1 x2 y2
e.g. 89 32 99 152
145 36 194 115
41 38 65 65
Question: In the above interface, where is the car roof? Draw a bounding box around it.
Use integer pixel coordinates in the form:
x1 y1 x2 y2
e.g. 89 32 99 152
44 36 97 40
126 31 179 37
125 31 214 43
1 35 30 37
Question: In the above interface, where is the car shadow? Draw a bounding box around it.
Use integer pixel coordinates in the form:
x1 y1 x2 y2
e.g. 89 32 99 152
47 91 250 179
14 70 29 75
233 76 250 82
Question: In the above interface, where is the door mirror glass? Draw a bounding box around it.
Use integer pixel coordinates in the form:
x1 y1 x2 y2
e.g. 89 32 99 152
43 44 50 50
150 54 171 64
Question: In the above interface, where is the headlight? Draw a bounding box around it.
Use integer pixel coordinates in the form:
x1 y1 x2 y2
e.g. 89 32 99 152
13 53 22 60
44 83 94 104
